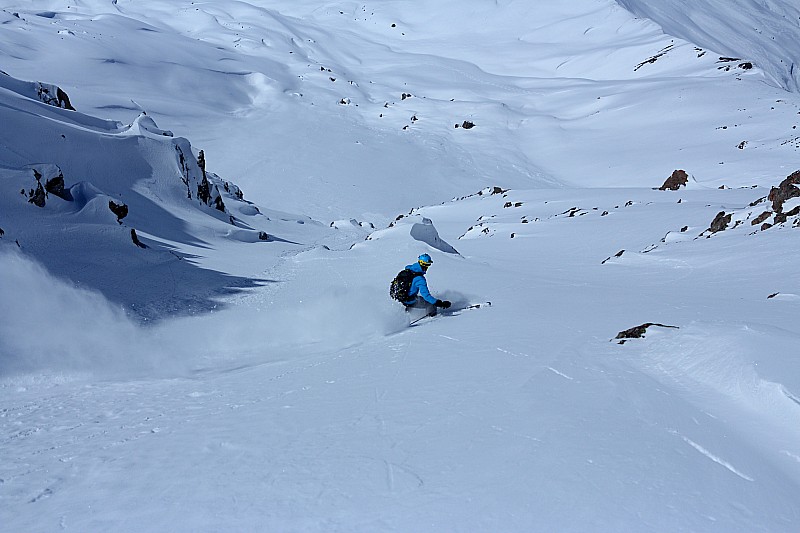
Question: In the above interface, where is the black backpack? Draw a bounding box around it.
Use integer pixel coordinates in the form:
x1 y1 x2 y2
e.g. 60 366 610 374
389 268 422 302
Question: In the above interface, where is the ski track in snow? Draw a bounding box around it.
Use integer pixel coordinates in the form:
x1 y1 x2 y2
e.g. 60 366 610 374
672 430 754 482
547 367 574 380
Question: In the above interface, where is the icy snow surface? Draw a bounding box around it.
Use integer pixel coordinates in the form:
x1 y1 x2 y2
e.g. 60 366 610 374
2 0 800 531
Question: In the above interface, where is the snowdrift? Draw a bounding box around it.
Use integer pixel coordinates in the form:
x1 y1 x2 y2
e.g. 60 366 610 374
0 70 327 319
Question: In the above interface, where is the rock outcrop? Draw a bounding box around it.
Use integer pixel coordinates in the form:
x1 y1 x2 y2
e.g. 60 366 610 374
108 201 128 223
615 323 679 344
703 170 800 234
658 169 689 190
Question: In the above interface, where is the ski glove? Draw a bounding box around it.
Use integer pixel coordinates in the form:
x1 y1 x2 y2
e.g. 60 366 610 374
435 299 452 309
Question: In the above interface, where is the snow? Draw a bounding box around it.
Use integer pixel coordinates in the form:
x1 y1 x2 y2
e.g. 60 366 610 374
2 0 800 531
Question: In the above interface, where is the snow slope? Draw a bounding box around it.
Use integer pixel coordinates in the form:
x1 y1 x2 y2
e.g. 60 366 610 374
618 0 800 92
2 0 800 531
0 69 334 319
3 0 799 219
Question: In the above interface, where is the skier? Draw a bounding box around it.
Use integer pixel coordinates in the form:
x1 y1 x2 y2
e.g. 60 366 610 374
400 253 451 315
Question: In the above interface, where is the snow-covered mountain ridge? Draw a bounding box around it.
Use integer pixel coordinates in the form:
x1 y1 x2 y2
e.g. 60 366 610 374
0 70 335 319
3 0 799 217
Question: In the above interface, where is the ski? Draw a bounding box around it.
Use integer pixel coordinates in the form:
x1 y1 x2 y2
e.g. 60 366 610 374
408 301 492 325
459 301 492 311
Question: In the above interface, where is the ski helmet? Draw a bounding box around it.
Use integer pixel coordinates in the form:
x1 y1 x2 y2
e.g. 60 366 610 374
418 253 433 267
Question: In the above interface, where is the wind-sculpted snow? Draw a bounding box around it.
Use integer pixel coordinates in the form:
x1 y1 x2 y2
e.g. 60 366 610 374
0 70 332 319
409 217 459 255
616 0 800 92
4 0 800 220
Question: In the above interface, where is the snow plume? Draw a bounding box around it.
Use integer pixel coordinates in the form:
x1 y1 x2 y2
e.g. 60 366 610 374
161 285 404 371
0 249 172 380
0 249 399 380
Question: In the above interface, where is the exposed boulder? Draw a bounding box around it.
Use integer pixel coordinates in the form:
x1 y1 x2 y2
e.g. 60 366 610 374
130 229 147 249
214 195 225 212
30 165 72 201
28 179 46 208
751 211 771 226
108 201 128 223
708 211 732 233
615 323 679 344
36 82 75 110
658 169 689 191
601 250 625 264
194 149 226 212
196 150 211 205
44 172 65 198
695 171 800 236
768 170 800 213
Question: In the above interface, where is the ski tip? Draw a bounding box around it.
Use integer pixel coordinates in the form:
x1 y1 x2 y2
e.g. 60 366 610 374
464 301 491 310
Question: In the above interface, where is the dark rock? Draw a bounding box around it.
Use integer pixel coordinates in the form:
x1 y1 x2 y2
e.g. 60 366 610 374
131 228 147 249
461 121 475 129
36 83 75 110
108 201 128 223
601 250 625 264
44 172 66 198
258 231 270 241
55 87 74 110
615 323 678 343
28 180 46 208
197 179 211 205
752 211 772 226
659 169 689 191
768 170 800 213
708 211 732 233
214 195 225 212
197 149 206 172
0 228 4 237
196 150 212 205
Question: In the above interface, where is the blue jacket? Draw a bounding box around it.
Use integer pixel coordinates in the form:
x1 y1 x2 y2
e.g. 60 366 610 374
403 262 438 305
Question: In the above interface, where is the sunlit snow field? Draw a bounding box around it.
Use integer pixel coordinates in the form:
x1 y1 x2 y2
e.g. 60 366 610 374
2 0 800 531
